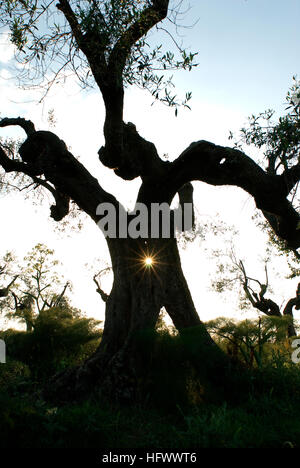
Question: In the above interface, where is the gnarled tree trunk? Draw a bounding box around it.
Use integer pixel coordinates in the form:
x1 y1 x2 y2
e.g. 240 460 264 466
1 0 300 405
45 235 230 402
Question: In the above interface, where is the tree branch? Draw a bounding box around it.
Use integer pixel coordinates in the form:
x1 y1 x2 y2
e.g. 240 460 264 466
0 119 120 224
93 274 109 303
0 117 36 136
57 0 107 75
51 281 70 308
56 0 84 45
0 145 38 176
161 140 300 249
102 121 165 180
282 283 300 337
0 138 69 220
99 1 170 171
0 275 18 298
280 162 300 195
108 0 170 76
166 141 278 198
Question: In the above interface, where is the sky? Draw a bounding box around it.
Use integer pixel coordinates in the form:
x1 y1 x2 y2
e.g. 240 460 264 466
0 0 299 328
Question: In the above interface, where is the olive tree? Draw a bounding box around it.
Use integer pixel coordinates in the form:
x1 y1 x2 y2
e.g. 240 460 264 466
0 0 299 402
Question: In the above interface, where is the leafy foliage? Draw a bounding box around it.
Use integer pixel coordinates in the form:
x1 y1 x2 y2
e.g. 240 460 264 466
206 316 292 368
229 77 300 175
0 243 73 328
252 210 300 279
1 305 101 379
0 0 198 112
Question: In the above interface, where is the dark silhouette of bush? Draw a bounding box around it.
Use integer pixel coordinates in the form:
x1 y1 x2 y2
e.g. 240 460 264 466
1 305 101 380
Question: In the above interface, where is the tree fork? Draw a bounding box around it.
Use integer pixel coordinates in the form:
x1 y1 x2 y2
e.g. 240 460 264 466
44 236 236 404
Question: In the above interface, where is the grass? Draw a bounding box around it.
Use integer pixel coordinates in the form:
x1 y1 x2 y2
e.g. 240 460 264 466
1 326 300 448
1 387 300 448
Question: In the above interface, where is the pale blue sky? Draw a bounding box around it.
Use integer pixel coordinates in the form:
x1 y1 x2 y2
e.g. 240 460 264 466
173 0 300 114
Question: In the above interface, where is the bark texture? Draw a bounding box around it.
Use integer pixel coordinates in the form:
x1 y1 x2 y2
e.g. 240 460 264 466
43 236 230 402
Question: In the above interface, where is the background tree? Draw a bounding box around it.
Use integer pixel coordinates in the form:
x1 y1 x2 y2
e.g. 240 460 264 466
1 300 102 380
209 85 300 336
0 244 102 379
206 316 290 369
0 0 299 402
229 76 300 253
211 245 300 338
0 243 71 330
93 265 111 303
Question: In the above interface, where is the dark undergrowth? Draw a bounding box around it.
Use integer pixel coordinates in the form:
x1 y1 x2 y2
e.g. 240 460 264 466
1 325 300 448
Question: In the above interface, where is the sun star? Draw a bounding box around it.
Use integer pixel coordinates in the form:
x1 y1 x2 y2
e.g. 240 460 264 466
144 257 153 267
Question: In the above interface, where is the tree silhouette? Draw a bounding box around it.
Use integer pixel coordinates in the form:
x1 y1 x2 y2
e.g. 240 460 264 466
0 244 71 331
0 1 299 402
